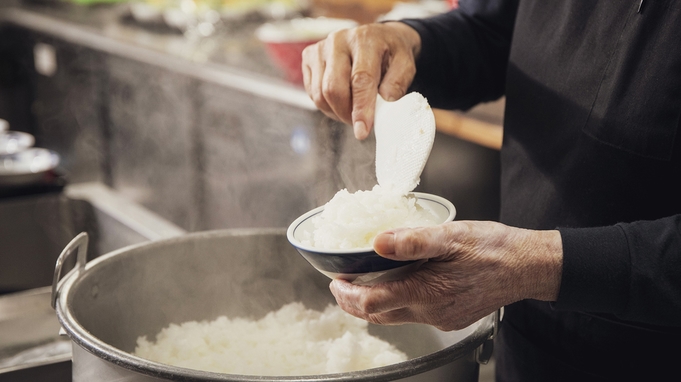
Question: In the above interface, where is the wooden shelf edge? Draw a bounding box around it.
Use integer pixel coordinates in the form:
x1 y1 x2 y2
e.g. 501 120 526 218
433 108 503 151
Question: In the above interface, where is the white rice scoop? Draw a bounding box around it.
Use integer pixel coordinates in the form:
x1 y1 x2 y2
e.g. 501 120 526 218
374 92 436 194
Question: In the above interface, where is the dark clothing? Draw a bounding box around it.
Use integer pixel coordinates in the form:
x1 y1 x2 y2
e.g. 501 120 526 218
403 0 681 380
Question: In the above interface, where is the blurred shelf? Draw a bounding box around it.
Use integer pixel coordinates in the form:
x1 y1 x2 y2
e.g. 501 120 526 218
434 99 504 151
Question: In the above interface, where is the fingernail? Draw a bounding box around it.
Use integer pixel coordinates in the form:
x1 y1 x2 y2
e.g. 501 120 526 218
353 121 367 139
386 95 397 102
374 232 396 256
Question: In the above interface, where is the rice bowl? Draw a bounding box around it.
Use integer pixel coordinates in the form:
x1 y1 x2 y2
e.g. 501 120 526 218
287 190 455 285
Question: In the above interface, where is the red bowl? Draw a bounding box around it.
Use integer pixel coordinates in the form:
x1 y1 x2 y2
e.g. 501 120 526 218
263 40 319 85
256 18 358 85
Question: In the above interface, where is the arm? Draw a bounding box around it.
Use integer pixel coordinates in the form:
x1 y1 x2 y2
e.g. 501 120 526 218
556 215 681 327
403 0 519 110
330 216 681 331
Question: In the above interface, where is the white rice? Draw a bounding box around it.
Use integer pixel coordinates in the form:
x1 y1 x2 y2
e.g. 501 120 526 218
133 302 408 375
302 185 440 249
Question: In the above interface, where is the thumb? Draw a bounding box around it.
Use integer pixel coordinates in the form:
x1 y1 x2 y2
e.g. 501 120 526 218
373 226 449 261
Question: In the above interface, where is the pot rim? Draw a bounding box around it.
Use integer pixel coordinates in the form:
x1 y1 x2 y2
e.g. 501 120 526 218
55 229 495 381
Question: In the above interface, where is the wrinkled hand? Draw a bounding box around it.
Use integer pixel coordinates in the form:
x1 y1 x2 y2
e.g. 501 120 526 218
302 22 421 140
330 221 563 331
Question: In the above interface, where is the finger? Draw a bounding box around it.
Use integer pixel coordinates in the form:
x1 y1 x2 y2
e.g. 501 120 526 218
302 52 312 95
357 307 415 326
329 281 389 324
349 36 384 140
302 42 336 119
374 225 454 261
367 307 415 326
378 49 416 102
330 278 416 316
321 34 353 125
329 279 364 318
333 275 494 330
330 278 387 317
373 230 397 256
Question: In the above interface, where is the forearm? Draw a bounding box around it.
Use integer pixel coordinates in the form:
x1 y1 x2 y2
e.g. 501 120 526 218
556 215 681 326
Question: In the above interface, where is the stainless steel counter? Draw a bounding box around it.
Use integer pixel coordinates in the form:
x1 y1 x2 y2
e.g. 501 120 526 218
0 1 315 110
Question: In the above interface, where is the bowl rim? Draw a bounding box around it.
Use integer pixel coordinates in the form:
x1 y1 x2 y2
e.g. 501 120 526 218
287 192 456 255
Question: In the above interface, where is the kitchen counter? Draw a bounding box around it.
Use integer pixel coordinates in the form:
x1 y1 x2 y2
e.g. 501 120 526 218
0 0 503 147
0 0 315 110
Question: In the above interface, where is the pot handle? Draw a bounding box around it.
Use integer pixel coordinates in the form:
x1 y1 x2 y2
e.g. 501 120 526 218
51 232 89 309
475 307 503 365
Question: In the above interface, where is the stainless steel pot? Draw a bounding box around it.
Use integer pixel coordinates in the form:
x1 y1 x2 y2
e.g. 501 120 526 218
52 230 498 382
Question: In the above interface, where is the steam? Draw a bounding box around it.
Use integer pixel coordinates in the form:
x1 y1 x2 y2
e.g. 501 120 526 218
334 122 378 194
310 118 375 208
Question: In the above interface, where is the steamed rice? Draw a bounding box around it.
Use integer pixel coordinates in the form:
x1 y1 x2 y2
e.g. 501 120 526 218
133 302 407 375
302 185 440 249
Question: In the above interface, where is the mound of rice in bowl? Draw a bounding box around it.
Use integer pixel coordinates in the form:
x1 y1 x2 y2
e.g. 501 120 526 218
133 302 408 375
301 185 440 250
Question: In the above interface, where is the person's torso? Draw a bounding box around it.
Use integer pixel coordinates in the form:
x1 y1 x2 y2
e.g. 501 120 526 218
500 0 681 229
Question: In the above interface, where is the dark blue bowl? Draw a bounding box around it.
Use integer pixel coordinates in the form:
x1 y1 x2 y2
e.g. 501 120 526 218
287 192 456 285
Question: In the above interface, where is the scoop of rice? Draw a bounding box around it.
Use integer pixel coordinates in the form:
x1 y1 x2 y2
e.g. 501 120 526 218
133 302 407 375
302 185 440 249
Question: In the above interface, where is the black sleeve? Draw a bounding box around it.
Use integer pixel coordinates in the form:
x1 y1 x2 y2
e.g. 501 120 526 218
556 215 681 326
400 0 519 111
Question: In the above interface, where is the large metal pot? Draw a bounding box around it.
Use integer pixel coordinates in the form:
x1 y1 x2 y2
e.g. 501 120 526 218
52 229 497 381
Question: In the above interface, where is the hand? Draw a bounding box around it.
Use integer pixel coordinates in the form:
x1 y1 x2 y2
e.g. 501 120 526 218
329 221 563 331
302 22 422 140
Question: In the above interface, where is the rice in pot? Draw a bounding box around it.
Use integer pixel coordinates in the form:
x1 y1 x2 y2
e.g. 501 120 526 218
133 302 407 375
